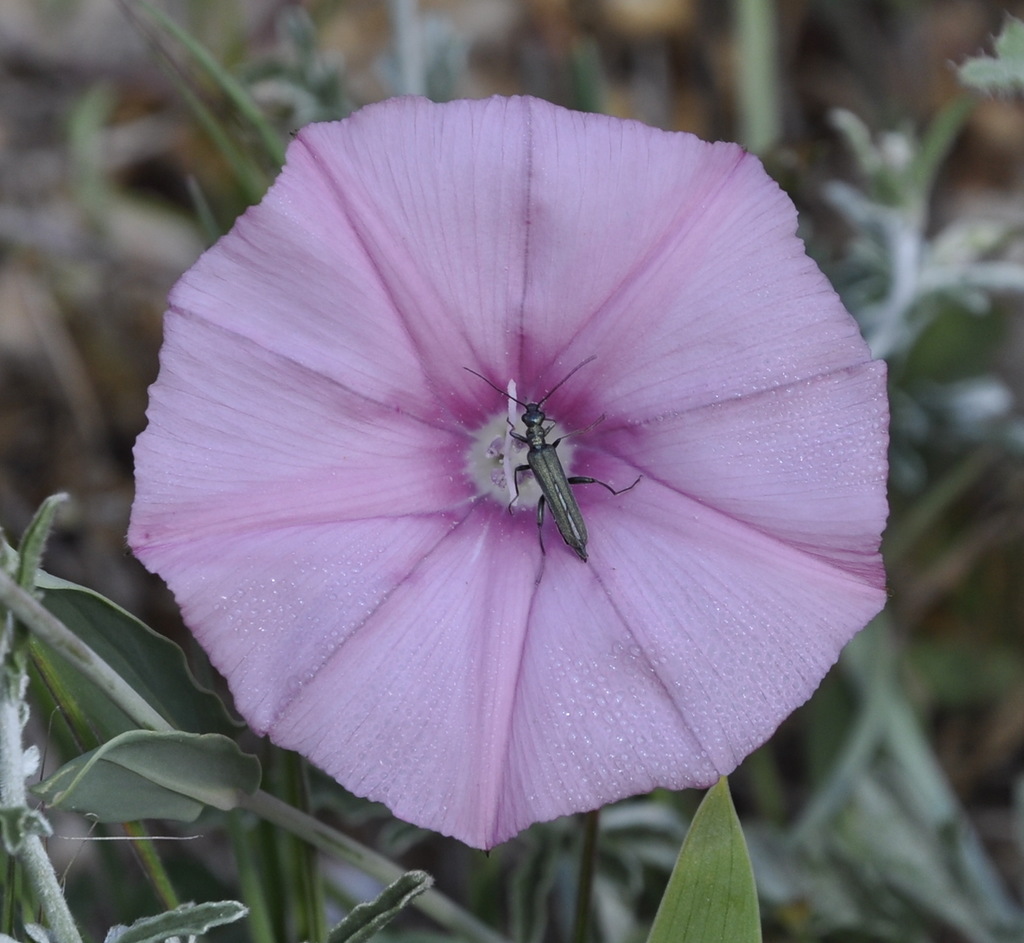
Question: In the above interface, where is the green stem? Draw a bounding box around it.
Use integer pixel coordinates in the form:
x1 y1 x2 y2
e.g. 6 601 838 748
227 811 278 943
0 616 83 943
571 810 600 943
742 744 786 824
388 0 426 96
122 823 182 912
0 569 171 733
281 754 325 942
734 0 781 153
240 791 509 943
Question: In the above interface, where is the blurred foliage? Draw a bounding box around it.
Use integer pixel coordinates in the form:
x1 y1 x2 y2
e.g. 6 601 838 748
2 2 1024 943
960 16 1024 95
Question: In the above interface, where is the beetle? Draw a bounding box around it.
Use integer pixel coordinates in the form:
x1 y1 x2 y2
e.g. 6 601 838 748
465 357 640 562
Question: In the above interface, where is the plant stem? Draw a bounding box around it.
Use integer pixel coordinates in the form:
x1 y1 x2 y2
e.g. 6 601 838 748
571 809 600 943
388 0 426 96
240 791 509 943
123 822 182 912
227 811 278 943
0 569 171 733
734 0 781 153
0 614 83 943
281 754 325 942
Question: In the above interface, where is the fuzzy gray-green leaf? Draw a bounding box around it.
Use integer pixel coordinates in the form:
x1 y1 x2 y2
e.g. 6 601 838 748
33 730 260 822
105 900 247 943
328 871 434 943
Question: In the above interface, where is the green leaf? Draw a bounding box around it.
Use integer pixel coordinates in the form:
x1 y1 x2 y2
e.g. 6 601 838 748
328 871 434 943
24 926 55 943
33 570 238 738
104 900 248 943
909 96 974 201
959 17 1024 94
33 730 260 822
139 1 286 167
15 494 68 591
647 778 761 943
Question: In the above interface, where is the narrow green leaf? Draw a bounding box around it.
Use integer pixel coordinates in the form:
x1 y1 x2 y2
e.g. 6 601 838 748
161 64 269 206
105 900 248 943
140 1 286 166
328 871 434 943
226 812 278 943
67 86 119 224
185 174 223 245
647 778 761 943
15 494 68 592
34 570 238 737
910 96 974 201
33 730 260 822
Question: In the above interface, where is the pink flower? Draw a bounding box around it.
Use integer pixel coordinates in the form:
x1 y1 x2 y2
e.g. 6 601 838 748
129 95 888 849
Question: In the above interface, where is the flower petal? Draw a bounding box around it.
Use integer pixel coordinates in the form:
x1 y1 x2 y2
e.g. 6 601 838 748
202 510 540 847
486 483 884 842
283 97 537 389
129 312 469 554
169 132 429 411
515 103 754 376
595 360 889 578
488 101 874 420
138 512 496 733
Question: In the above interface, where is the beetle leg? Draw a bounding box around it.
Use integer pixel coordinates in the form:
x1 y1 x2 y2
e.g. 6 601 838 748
508 463 530 513
535 494 547 555
568 474 642 495
550 414 606 449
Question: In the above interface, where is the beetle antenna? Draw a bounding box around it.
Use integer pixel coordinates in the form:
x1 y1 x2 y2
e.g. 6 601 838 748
463 367 528 408
538 355 597 406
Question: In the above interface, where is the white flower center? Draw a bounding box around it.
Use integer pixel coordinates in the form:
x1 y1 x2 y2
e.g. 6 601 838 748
466 380 576 510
